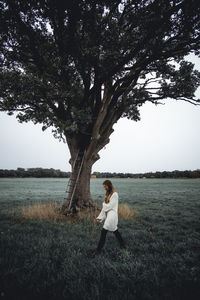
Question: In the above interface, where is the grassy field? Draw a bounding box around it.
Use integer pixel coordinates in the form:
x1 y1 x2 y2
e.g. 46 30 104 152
0 178 200 300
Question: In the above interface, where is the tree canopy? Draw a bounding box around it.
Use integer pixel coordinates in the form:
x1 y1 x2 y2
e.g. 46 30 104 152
1 0 200 141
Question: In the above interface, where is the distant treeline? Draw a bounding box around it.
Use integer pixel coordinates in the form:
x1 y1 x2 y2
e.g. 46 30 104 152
0 168 71 178
93 170 200 179
0 168 200 178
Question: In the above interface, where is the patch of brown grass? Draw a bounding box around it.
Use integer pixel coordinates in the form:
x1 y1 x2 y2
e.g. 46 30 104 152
74 203 137 224
75 207 100 225
21 202 65 221
118 204 137 219
20 202 137 225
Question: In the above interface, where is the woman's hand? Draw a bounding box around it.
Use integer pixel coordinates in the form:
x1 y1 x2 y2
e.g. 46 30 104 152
96 218 101 223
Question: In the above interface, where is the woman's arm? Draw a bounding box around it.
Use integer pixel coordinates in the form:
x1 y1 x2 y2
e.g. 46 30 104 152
96 209 106 222
102 193 118 212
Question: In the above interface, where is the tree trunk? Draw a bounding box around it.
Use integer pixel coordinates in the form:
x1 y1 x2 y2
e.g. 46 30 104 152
61 147 99 215
61 87 116 215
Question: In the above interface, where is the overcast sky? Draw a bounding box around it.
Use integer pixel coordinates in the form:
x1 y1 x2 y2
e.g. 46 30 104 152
0 54 200 173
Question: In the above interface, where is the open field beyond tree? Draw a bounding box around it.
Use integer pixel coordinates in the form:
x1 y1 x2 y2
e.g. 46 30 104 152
0 178 200 300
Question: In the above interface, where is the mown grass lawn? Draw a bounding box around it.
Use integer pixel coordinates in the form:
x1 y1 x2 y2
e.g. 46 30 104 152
0 178 200 300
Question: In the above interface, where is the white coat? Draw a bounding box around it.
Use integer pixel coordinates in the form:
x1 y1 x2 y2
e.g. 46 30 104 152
96 192 119 231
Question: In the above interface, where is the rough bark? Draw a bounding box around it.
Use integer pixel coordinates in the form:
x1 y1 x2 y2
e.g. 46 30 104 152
61 86 117 215
61 135 102 215
61 156 94 214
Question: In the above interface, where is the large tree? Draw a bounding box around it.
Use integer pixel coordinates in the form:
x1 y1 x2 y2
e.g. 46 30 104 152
0 0 200 214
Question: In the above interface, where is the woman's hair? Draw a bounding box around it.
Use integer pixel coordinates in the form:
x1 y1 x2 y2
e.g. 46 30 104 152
103 180 114 203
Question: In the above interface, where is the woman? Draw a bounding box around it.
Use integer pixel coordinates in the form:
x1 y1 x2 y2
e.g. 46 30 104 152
92 180 126 257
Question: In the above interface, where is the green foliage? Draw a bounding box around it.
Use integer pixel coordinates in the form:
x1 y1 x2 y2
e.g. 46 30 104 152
158 61 200 99
0 178 200 299
1 168 200 178
92 169 200 178
0 0 200 140
0 168 70 178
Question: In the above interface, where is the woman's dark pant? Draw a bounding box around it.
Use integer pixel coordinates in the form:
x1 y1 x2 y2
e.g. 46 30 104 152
97 228 125 251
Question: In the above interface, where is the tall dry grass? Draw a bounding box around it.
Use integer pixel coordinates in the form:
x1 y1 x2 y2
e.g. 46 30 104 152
21 202 137 224
76 203 137 224
118 204 137 219
21 202 65 221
